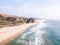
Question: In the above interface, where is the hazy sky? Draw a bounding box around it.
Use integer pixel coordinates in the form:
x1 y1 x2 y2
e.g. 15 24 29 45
0 0 60 20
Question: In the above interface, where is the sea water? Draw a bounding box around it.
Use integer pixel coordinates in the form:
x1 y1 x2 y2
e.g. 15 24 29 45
6 20 60 45
43 20 60 45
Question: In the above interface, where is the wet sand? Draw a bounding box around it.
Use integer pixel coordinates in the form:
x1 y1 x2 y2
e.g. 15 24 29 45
0 23 37 45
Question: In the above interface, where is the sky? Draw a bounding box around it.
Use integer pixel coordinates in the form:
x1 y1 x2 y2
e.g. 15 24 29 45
0 0 60 20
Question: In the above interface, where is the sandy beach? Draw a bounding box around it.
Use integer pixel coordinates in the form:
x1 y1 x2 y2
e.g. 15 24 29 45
0 23 37 45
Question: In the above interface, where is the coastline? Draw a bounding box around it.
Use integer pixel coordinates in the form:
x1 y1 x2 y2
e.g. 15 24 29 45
0 23 38 45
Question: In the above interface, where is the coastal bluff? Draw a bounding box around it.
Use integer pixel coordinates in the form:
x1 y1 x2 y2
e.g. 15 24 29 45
0 14 27 28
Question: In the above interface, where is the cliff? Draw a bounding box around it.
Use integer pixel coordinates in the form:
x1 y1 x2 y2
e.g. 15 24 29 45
0 14 27 28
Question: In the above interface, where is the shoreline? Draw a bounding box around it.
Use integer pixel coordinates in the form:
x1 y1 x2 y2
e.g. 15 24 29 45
0 23 38 45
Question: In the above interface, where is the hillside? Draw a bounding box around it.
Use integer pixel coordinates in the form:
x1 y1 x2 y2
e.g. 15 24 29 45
0 14 27 28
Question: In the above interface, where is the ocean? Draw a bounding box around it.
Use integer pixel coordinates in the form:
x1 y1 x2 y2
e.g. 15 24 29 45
6 20 60 45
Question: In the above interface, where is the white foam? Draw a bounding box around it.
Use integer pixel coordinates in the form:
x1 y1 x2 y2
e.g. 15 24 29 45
21 20 46 45
28 20 46 45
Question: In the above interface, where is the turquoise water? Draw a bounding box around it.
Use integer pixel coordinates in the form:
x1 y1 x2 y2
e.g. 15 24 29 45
5 20 60 45
43 20 60 45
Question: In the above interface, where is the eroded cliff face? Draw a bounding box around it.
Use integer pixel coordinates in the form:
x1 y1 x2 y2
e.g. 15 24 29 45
0 14 27 28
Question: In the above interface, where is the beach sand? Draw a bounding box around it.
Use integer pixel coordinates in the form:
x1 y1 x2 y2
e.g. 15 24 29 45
0 23 37 45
